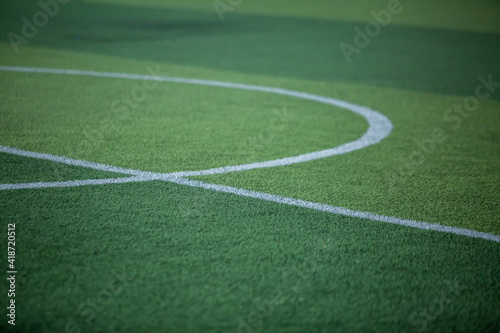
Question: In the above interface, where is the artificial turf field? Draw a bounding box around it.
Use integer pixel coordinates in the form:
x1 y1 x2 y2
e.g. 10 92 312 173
0 0 500 332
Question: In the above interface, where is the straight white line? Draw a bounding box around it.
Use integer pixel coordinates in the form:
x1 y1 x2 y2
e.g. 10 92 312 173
0 66 392 176
0 145 499 243
167 177 500 243
0 177 149 190
0 145 151 177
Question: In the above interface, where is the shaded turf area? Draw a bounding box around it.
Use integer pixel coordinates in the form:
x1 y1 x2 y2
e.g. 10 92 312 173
1 1 500 99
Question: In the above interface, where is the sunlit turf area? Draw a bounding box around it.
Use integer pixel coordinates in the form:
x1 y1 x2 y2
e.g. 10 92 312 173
1 0 499 332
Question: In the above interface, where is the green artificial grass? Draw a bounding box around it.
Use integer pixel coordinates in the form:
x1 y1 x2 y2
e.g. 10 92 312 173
194 87 500 234
0 71 366 172
1 179 499 333
1 1 500 98
0 0 499 332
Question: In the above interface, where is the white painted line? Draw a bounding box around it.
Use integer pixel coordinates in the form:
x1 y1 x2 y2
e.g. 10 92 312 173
168 177 500 243
2 168 498 242
1 144 499 243
0 145 151 177
1 66 498 243
0 177 149 191
0 66 392 176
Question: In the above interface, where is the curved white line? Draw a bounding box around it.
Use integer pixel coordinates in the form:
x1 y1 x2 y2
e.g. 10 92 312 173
0 66 497 242
0 66 392 176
